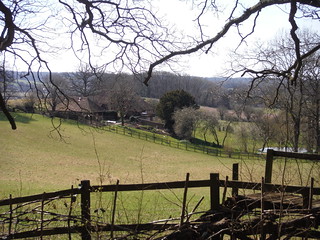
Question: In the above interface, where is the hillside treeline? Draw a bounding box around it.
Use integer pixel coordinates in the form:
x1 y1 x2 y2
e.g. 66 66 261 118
10 71 253 109
64 71 253 109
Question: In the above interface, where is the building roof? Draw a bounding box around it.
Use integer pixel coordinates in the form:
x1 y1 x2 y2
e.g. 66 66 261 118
56 96 104 113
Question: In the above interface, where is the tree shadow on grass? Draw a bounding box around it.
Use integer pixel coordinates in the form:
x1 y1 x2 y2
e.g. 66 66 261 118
190 137 223 148
0 112 36 124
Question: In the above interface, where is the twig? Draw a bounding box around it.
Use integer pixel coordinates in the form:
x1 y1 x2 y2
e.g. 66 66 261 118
186 196 205 222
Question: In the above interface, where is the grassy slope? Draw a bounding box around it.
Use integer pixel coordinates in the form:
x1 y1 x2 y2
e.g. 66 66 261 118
0 113 240 198
2 113 317 224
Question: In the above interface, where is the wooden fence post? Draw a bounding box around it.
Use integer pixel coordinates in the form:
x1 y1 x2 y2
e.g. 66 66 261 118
232 163 239 197
260 177 266 240
180 173 190 226
210 173 220 210
111 180 119 239
9 194 12 236
68 186 75 240
309 177 314 210
40 193 45 240
80 180 91 240
265 149 274 184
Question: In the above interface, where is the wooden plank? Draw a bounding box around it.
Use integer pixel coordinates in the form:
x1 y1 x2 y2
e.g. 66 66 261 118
6 223 178 239
93 180 211 192
232 163 239 196
210 173 220 210
309 178 314 209
224 181 320 195
242 192 308 209
92 179 320 196
180 173 189 226
80 180 91 240
273 150 320 160
110 180 119 239
5 226 83 239
3 179 320 208
94 223 177 232
265 149 274 184
0 188 79 206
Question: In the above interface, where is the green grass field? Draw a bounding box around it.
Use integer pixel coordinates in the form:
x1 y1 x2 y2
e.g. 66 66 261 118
1 113 317 194
1 112 258 228
0 113 246 198
1 112 319 237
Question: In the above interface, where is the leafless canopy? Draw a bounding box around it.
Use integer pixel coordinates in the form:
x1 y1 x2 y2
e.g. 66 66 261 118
144 0 320 84
0 0 175 129
0 0 319 129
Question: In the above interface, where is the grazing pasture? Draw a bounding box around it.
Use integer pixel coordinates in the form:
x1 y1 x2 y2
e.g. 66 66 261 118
1 113 320 238
1 113 318 197
0 113 245 198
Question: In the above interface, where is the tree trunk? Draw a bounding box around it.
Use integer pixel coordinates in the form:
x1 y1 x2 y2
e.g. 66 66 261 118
120 112 125 126
293 117 301 152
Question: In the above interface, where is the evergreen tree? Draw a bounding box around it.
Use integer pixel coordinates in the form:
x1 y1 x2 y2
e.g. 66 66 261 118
156 90 198 132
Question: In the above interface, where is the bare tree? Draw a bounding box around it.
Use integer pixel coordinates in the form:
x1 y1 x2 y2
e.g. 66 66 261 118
252 110 282 152
242 106 257 122
217 106 227 121
0 0 174 129
144 1 320 85
302 53 320 152
66 64 102 97
244 30 319 152
173 107 202 140
1 0 320 131
0 62 16 105
200 112 220 146
107 74 140 126
43 73 68 113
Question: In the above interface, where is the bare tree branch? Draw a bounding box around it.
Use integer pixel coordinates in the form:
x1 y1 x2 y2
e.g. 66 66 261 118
0 1 14 51
0 91 16 129
289 0 302 85
144 0 320 85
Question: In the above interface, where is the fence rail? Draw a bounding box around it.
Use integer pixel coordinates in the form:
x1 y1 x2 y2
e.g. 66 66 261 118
265 149 320 183
1 164 320 239
2 151 320 239
103 124 264 160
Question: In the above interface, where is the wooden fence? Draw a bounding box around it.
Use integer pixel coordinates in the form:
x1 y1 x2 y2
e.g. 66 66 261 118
0 150 320 240
103 124 264 160
0 172 221 240
1 157 320 239
265 149 320 183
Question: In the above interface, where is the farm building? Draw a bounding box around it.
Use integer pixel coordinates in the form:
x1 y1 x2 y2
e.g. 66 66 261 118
55 96 118 123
